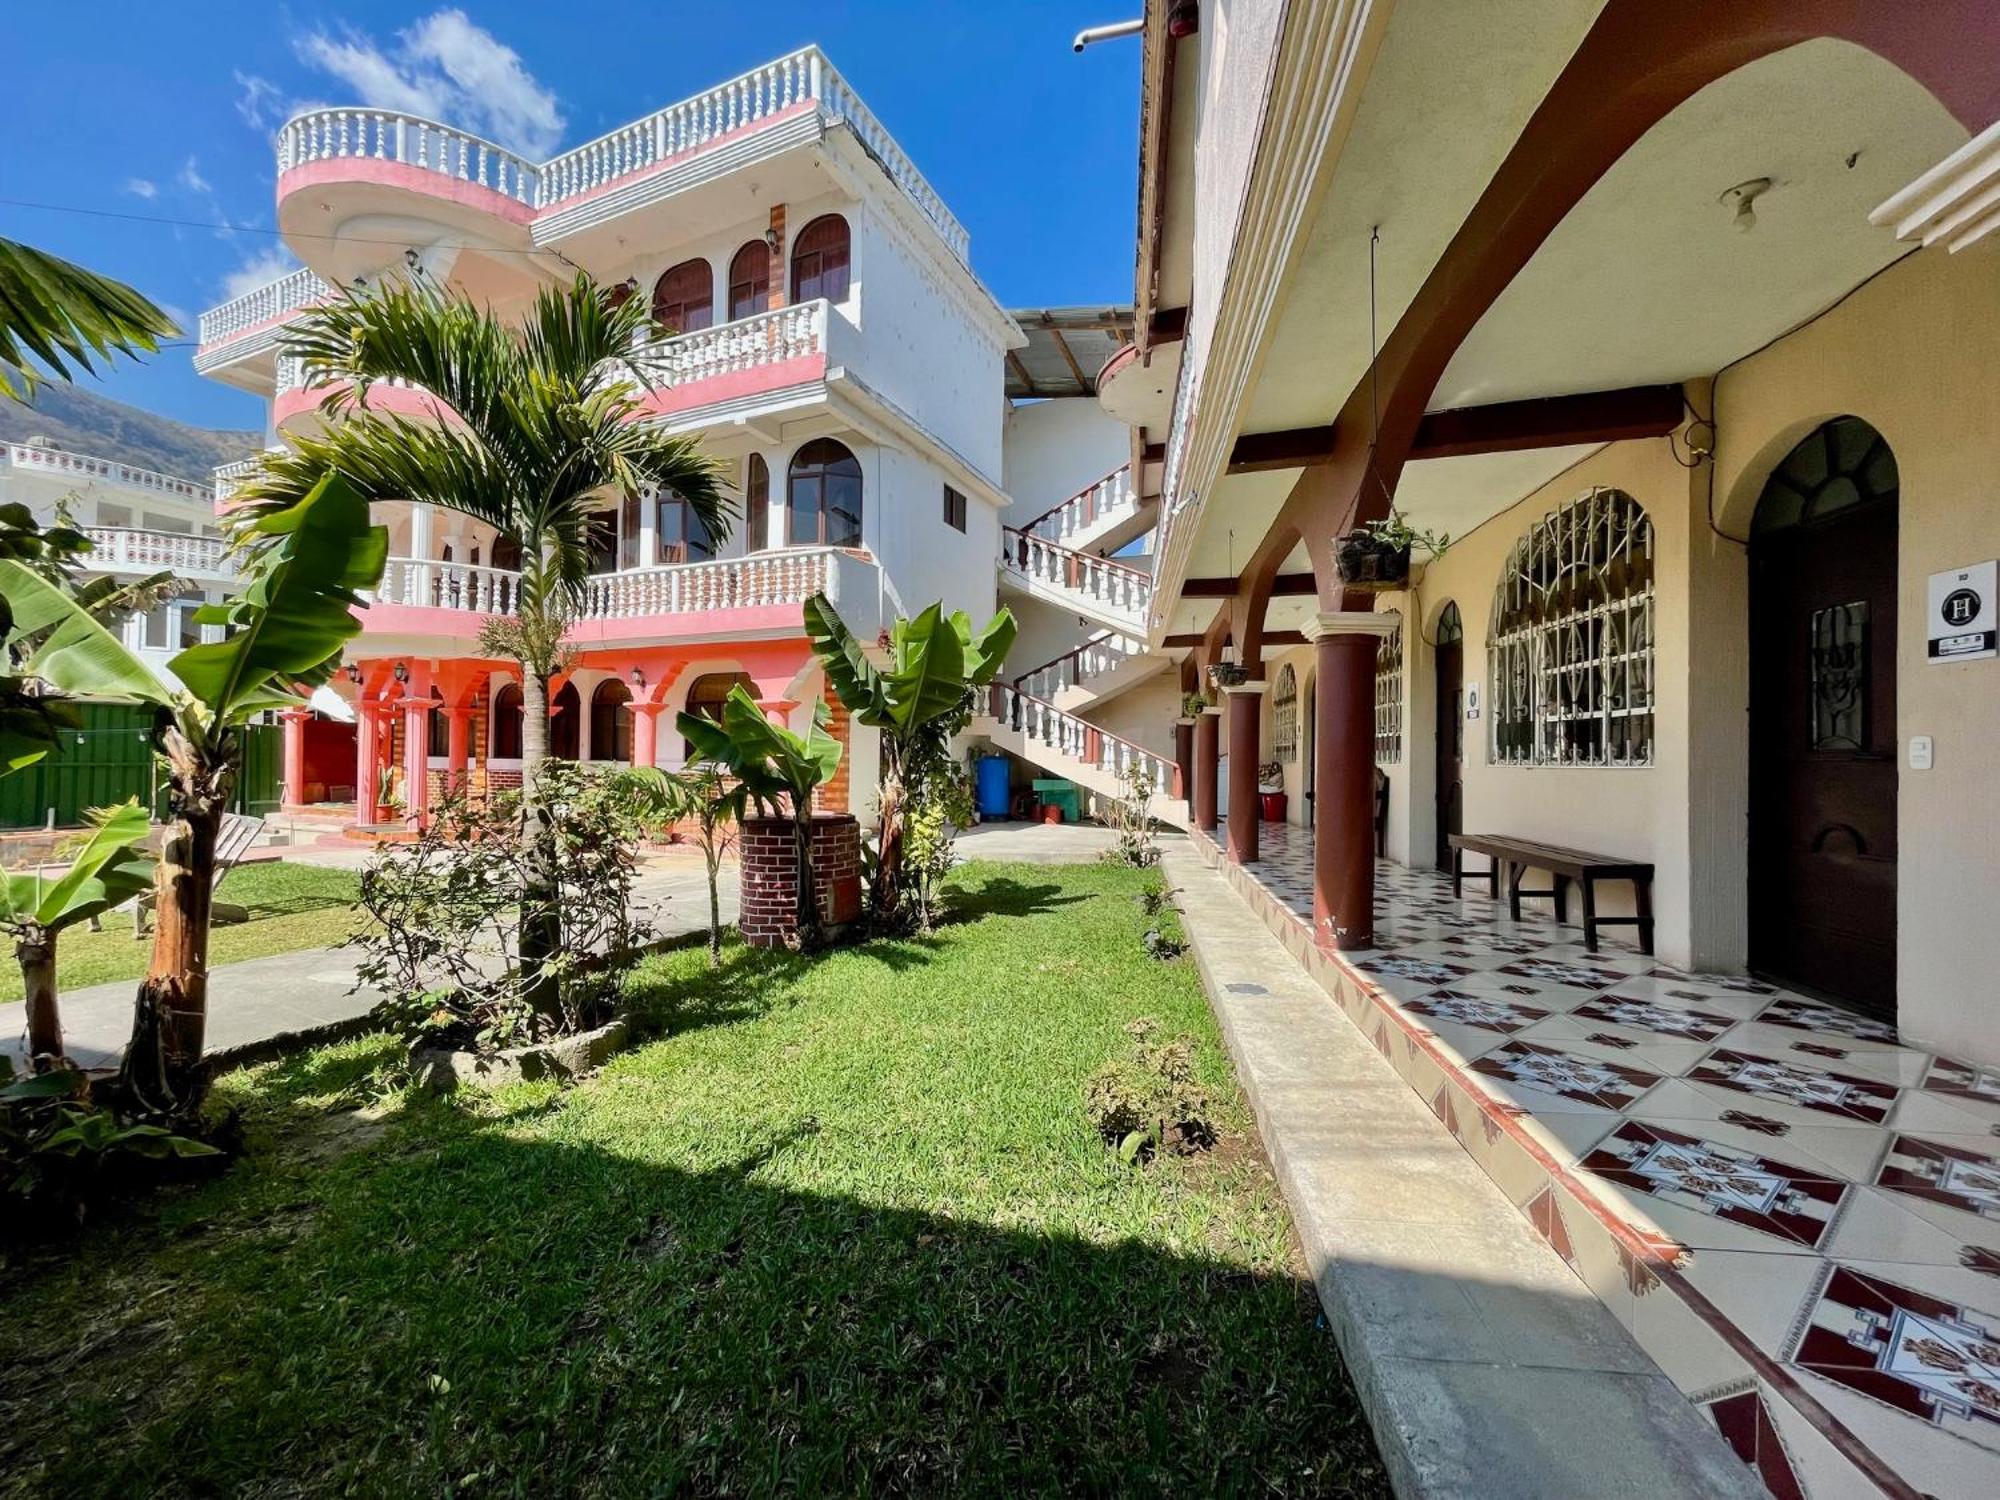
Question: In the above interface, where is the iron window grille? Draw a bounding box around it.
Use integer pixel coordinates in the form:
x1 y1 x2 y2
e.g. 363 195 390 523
1271 664 1299 763
1374 623 1403 764
1488 487 1655 767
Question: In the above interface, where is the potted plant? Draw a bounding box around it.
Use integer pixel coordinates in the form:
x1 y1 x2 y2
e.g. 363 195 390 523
1334 513 1452 592
1205 660 1248 691
1179 690 1212 720
1257 762 1287 823
373 766 402 826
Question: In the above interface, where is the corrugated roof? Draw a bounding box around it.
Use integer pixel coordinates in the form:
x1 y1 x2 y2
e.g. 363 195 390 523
1005 306 1135 399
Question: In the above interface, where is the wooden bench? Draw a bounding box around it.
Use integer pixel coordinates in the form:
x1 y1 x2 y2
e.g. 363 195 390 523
1447 833 1655 955
132 812 265 941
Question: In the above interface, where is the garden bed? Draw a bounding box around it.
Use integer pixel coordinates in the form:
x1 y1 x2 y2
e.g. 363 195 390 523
0 861 1385 1497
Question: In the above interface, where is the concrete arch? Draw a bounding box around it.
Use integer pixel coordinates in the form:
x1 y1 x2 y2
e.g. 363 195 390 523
1715 409 1898 541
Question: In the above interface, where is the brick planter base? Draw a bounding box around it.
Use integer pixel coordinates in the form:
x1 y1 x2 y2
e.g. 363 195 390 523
739 814 863 947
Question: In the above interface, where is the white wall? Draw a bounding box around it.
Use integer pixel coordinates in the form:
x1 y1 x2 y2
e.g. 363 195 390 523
867 444 998 625
1002 399 1131 517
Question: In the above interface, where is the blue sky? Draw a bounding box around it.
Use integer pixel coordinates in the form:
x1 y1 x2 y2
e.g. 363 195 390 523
0 2 1139 438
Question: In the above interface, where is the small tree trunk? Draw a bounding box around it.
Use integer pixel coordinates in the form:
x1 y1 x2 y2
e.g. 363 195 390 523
704 840 722 968
791 803 821 951
122 732 226 1118
17 931 60 1066
873 738 907 926
517 663 561 1017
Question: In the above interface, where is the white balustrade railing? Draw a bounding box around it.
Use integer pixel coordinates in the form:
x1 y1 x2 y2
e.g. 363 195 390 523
640 300 826 387
3 443 209 503
213 457 263 504
1013 631 1147 702
197 267 334 346
371 548 838 621
1022 465 1139 544
277 108 540 205
582 549 831 617
82 528 234 577
1001 528 1152 619
986 685 1178 795
276 356 427 401
272 48 970 265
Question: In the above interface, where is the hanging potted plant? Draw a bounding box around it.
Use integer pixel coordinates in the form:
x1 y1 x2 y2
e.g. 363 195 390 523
1334 513 1452 592
1257 762 1287 823
1205 659 1248 691
1180 690 1213 720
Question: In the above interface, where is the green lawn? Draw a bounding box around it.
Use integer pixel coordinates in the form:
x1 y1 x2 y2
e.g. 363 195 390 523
0 860 365 1002
0 861 1384 1497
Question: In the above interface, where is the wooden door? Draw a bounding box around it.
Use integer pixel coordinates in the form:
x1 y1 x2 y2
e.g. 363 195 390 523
1749 455 1898 1017
1433 604 1464 870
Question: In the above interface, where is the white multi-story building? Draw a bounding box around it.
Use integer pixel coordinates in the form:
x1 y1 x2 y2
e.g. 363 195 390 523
193 46 1174 821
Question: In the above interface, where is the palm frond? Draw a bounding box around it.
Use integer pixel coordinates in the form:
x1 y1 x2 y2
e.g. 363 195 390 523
0 237 177 401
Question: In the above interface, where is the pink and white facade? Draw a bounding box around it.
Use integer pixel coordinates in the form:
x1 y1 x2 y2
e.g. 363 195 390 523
195 47 1150 824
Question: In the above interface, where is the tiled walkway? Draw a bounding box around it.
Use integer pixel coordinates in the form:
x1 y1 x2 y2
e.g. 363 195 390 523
1210 821 2000 1500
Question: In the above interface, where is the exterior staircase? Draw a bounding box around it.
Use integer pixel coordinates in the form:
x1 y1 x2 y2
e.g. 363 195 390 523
1017 464 1156 557
973 685 1188 829
997 528 1152 634
1011 630 1166 712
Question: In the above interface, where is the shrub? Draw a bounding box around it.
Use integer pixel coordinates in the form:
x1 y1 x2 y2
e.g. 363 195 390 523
902 748 974 934
1100 764 1161 868
355 762 651 1053
1083 1016 1213 1162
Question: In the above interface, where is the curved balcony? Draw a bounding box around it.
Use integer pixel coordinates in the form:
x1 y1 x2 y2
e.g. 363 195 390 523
194 267 334 373
82 527 235 581
3 442 209 505
274 358 455 434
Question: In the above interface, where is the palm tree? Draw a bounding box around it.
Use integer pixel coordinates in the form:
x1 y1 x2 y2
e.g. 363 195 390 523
232 273 729 1008
0 236 177 400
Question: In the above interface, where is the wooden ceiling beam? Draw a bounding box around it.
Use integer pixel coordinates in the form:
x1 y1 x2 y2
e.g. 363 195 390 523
1409 383 1684 461
1180 572 1316 597
1226 425 1337 473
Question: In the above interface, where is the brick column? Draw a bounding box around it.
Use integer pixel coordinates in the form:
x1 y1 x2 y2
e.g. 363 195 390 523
1224 681 1268 864
403 701 431 826
632 703 662 769
1305 612 1396 950
280 708 308 807
767 205 787 309
445 708 470 797
1193 706 1221 832
355 705 379 825
1173 718 1195 806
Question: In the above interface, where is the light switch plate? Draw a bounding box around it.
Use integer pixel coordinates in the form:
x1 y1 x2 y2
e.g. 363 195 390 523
1908 735 1934 770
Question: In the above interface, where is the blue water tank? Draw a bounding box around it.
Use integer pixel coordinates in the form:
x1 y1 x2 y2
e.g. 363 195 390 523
975 754 1012 819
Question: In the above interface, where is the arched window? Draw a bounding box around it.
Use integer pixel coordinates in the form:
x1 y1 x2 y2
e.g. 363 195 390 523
1436 600 1463 645
651 258 712 334
550 681 581 760
728 240 770 321
682 671 754 758
620 490 642 570
491 533 522 572
1489 488 1654 767
1752 416 1898 538
789 214 850 302
589 679 632 763
655 488 715 565
1374 622 1404 764
745 455 770 552
491 682 523 760
1271 664 1299 764
788 438 863 547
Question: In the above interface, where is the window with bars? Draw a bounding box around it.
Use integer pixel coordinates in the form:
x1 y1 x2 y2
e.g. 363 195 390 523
1271 664 1299 763
1488 487 1654 767
1374 624 1403 764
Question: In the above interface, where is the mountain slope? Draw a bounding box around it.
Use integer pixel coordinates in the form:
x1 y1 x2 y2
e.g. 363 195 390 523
0 383 259 481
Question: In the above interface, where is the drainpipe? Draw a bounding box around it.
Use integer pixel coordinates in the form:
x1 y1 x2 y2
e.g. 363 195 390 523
1072 18 1143 52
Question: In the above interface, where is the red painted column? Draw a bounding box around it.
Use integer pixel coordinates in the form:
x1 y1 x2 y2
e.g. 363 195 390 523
445 709 470 797
1224 682 1267 864
758 698 797 728
354 705 378 826
404 702 431 826
280 708 308 808
1308 616 1384 950
632 703 662 768
1174 718 1195 808
1192 707 1221 832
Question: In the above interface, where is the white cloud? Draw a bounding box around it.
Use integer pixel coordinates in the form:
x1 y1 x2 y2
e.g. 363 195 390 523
179 157 213 195
220 246 300 301
123 178 157 199
234 71 285 131
293 9 563 159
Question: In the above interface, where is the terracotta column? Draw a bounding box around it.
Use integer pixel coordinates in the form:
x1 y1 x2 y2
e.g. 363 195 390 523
1192 706 1221 832
1224 682 1268 864
1173 718 1195 806
758 698 797 728
403 701 431 826
632 703 662 768
354 705 379 825
280 708 308 808
445 708 470 796
1305 613 1393 950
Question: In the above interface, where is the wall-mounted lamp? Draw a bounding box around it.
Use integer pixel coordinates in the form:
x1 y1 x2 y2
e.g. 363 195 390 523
629 667 646 691
404 247 422 270
764 227 783 255
344 663 363 684
392 661 410 684
1720 177 1773 233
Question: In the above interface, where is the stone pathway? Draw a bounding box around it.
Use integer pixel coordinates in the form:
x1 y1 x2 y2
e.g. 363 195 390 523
1164 847 1765 1499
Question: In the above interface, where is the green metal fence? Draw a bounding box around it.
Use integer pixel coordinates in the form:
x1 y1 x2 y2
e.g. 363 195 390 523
0 706 284 829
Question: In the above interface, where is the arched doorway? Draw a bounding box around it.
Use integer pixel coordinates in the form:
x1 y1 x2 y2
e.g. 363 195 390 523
1433 601 1463 870
589 680 632 763
1748 416 1899 1018
551 681 581 760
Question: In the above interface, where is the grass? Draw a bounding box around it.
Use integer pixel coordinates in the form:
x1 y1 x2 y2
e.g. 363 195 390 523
0 860 365 1002
0 861 1385 1497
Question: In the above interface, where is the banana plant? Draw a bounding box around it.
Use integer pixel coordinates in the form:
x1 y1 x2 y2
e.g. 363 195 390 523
0 800 154 1065
678 686 841 948
0 471 387 1116
615 764 745 967
803 594 1016 927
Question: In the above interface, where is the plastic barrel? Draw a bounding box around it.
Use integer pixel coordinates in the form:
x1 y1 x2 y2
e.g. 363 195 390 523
975 754 1012 819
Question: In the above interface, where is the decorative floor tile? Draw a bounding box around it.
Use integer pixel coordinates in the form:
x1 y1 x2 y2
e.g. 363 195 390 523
1687 1048 1899 1125
1570 993 1737 1041
1878 1135 2000 1224
1400 989 1549 1034
1757 996 1901 1045
1925 1056 2000 1114
1581 1121 1848 1251
1469 1038 1661 1111
1495 956 1630 991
